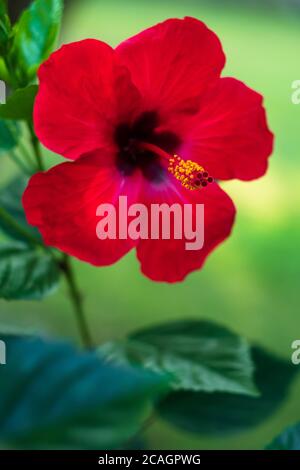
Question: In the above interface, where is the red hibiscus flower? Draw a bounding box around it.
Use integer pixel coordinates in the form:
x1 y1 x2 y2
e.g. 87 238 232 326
23 17 273 282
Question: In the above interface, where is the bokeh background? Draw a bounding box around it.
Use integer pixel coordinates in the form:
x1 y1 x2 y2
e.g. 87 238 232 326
1 0 300 449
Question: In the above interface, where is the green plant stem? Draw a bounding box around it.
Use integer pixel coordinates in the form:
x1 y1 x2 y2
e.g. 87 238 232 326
27 121 44 171
0 205 43 246
125 412 157 449
60 255 93 349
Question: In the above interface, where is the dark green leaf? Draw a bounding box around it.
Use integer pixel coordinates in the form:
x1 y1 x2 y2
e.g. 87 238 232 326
266 422 300 450
100 320 258 396
0 85 38 120
0 175 41 242
0 119 18 153
0 242 60 300
0 335 167 449
158 347 297 436
10 0 63 85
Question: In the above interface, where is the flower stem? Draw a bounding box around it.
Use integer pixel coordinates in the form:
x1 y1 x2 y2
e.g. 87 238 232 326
0 205 44 246
27 122 44 171
60 255 93 349
124 412 157 449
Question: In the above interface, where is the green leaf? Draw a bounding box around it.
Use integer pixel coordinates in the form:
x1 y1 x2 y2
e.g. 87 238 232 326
100 320 258 396
9 0 63 85
0 175 41 242
0 85 38 120
0 57 9 83
266 422 300 450
0 119 18 153
0 335 167 449
0 242 60 300
158 347 297 436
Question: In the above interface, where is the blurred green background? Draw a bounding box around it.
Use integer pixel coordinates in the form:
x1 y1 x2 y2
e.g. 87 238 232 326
1 0 300 450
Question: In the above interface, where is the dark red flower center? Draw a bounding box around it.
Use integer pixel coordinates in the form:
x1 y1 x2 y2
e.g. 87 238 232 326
114 111 214 190
114 111 180 182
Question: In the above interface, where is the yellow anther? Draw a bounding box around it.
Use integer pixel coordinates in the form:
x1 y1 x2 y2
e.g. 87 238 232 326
168 155 213 191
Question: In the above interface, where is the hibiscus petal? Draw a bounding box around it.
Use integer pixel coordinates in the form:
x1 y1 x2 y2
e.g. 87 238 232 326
182 77 274 181
23 151 142 266
34 39 141 160
116 17 225 125
136 180 236 283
